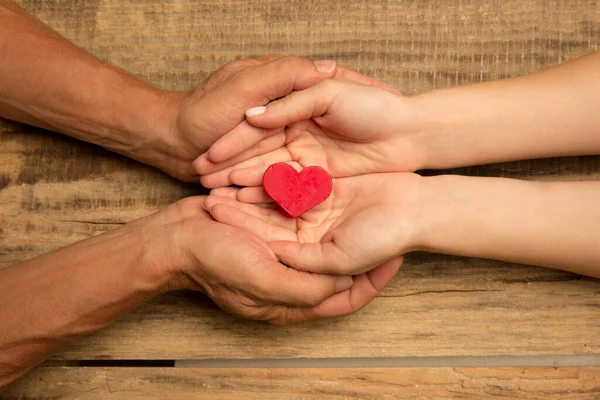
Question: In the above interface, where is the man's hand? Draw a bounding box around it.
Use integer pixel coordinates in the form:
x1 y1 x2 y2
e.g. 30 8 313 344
163 58 404 181
1 3 344 182
158 197 402 324
0 195 401 387
158 55 340 181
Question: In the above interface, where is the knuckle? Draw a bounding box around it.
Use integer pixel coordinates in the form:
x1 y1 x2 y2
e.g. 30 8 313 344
298 276 327 307
272 93 296 111
213 59 252 82
231 71 257 95
227 58 252 70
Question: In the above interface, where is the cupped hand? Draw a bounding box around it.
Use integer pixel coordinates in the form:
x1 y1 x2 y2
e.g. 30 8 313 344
154 55 337 181
153 197 402 325
202 172 421 277
194 79 423 188
154 56 399 182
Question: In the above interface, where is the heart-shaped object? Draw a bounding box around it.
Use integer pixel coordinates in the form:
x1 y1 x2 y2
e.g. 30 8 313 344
262 163 333 218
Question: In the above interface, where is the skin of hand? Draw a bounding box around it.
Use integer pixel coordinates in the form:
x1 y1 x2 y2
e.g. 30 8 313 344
202 173 419 275
164 55 343 181
0 196 402 388
2 2 397 182
204 174 600 279
194 80 422 188
195 51 600 186
169 198 402 324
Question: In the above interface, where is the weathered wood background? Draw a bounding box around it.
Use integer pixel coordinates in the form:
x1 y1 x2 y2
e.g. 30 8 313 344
2 0 600 398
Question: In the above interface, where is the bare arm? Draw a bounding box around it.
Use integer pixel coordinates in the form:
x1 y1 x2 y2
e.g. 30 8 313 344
0 211 176 388
0 1 344 181
414 175 600 278
0 196 387 389
411 51 600 169
204 172 600 279
0 0 179 166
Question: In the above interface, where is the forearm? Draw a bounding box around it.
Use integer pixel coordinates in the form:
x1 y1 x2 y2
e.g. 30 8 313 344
409 51 600 169
413 175 600 277
0 1 180 163
0 221 172 388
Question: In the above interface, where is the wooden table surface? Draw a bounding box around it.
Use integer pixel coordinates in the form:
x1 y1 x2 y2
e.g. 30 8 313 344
2 0 600 398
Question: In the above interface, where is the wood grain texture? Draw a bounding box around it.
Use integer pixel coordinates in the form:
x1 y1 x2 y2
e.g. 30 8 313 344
4 367 600 399
52 273 600 359
0 0 599 364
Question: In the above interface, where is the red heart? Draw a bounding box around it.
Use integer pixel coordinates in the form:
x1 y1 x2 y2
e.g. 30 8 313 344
262 163 333 218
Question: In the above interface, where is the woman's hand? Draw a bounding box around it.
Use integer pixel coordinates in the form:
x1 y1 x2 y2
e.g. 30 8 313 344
202 173 420 276
194 80 423 188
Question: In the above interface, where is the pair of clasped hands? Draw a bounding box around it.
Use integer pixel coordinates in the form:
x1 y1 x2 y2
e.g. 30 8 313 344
186 58 425 325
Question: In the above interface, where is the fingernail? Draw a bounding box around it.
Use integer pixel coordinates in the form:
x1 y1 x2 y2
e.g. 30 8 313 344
335 276 353 292
246 106 266 117
314 60 336 73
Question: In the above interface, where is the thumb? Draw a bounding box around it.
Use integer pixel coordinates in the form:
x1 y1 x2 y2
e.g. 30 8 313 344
245 79 344 129
236 56 337 105
269 239 357 275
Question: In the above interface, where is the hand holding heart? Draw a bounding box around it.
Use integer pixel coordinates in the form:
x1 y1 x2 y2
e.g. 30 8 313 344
204 173 420 275
195 79 424 277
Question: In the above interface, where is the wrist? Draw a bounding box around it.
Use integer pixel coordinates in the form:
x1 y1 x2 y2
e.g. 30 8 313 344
406 174 542 259
384 92 446 173
153 215 214 293
403 87 487 171
401 91 450 171
401 174 472 254
97 67 190 174
116 220 180 296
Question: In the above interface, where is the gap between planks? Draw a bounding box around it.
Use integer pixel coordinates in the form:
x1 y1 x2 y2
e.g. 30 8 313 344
174 355 600 368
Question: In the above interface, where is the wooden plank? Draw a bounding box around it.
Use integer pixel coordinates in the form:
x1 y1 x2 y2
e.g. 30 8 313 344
4 0 599 265
0 125 204 268
0 0 598 361
4 367 600 399
49 272 600 360
15 0 600 94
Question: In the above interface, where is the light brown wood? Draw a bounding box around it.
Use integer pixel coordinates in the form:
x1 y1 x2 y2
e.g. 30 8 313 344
1 0 599 370
5 367 600 399
52 276 600 359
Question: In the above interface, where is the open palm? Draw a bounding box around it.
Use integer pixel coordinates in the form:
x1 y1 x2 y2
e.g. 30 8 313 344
204 172 420 276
